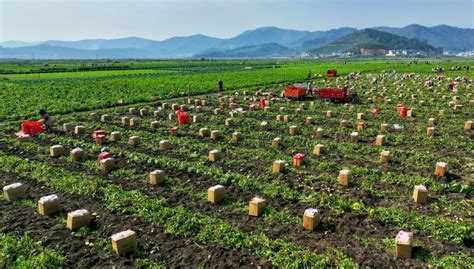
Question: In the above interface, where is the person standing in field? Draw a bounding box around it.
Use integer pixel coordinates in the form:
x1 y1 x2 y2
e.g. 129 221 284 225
218 80 223 95
306 79 313 96
39 108 54 132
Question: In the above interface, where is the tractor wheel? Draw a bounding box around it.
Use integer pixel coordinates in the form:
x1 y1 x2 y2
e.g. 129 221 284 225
352 96 360 104
324 98 332 103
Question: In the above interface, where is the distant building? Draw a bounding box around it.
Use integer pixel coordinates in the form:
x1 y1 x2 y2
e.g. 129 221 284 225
360 48 388 56
386 50 398 57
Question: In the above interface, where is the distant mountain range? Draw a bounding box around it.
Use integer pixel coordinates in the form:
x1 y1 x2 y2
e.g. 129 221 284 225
0 24 472 59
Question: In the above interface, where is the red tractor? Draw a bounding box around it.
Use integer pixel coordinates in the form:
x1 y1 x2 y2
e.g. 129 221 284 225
317 87 360 103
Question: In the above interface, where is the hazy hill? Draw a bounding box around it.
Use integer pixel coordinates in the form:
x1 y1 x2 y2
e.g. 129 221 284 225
374 24 474 52
311 29 438 55
196 43 296 58
0 44 154 59
42 37 156 50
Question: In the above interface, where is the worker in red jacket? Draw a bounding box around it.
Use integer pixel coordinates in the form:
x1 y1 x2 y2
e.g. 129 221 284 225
175 107 190 125
398 104 407 117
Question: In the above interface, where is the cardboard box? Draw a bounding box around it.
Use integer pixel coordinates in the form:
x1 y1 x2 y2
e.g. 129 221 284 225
50 145 65 157
380 150 390 163
130 118 140 126
315 128 324 139
375 135 386 146
111 230 137 255
428 118 436 127
70 148 85 162
18 135 31 144
395 231 413 259
149 121 159 129
3 183 26 201
464 120 472 130
128 136 140 146
350 132 359 142
63 123 74 132
110 131 121 142
75 126 86 135
170 127 179 136
339 120 347 128
159 140 171 151
150 170 165 185
272 160 285 173
427 127 435 137
232 132 243 142
121 117 130 125
90 112 99 120
412 185 427 203
210 130 220 140
338 169 351 186
225 118 234 126
209 150 221 162
199 128 209 137
208 185 225 204
435 162 447 176
289 125 299 135
38 194 60 216
101 114 111 122
66 209 92 231
313 144 325 155
100 158 115 173
303 208 320 231
272 137 281 148
249 197 266 217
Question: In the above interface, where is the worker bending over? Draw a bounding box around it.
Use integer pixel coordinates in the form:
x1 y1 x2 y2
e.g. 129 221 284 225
39 109 54 132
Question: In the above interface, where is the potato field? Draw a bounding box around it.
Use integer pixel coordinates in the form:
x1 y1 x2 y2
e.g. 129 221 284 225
0 59 472 268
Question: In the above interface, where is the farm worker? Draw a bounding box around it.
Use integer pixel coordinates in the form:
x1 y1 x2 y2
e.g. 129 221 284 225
448 81 456 90
38 108 53 132
175 107 190 125
398 104 407 117
218 80 223 95
371 108 380 115
306 80 313 96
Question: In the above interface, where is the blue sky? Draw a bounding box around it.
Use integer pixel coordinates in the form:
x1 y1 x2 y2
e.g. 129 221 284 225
0 0 472 42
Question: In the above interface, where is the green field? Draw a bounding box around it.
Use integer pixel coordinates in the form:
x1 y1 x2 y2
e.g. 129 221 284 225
0 59 472 268
1 59 472 120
